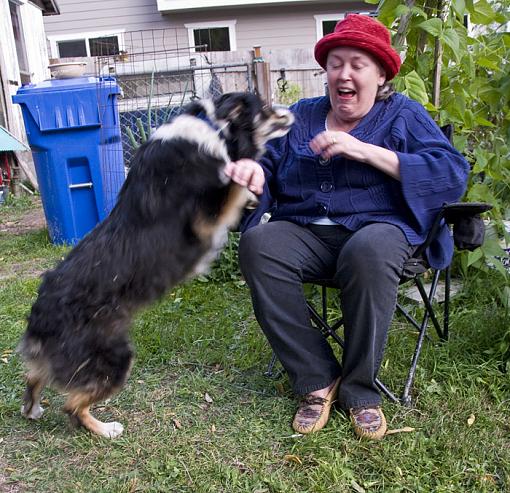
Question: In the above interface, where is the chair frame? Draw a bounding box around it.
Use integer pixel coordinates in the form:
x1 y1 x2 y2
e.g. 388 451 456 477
265 201 492 405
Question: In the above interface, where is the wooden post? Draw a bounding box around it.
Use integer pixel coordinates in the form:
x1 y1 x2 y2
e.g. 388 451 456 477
252 45 272 106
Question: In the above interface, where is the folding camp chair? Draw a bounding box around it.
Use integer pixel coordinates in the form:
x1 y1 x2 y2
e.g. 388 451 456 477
264 125 492 405
265 200 492 405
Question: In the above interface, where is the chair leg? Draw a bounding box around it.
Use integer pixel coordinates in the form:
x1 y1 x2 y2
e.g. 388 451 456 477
264 351 276 378
307 300 400 404
415 271 443 339
443 265 451 341
400 269 445 405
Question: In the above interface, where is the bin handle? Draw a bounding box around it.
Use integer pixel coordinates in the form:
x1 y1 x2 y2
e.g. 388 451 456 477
69 182 93 189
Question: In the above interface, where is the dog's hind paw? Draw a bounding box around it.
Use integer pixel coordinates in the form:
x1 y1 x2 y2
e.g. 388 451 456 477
98 421 124 439
21 403 44 420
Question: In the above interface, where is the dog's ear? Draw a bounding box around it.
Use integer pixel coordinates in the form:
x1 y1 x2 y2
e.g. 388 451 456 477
214 93 262 123
183 100 207 117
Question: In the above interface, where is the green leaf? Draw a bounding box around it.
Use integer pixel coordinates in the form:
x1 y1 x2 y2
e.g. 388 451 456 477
403 70 429 104
474 116 496 127
467 248 483 266
394 4 410 17
410 6 427 19
452 0 466 18
418 18 443 37
477 57 500 71
500 286 510 310
470 0 497 24
481 238 507 258
488 256 509 278
442 28 460 56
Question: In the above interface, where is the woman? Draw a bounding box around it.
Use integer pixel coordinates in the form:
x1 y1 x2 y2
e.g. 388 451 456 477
225 14 470 440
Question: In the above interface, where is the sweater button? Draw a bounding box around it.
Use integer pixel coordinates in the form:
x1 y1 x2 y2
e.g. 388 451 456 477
320 181 333 193
319 157 330 166
317 204 327 215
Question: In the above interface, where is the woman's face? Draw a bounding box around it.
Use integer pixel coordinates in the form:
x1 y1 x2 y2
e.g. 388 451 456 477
326 46 386 128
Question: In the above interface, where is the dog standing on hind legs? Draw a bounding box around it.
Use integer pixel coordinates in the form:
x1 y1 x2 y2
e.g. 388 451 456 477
18 92 294 438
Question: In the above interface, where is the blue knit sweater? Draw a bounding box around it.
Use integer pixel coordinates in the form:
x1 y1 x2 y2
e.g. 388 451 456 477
242 93 470 269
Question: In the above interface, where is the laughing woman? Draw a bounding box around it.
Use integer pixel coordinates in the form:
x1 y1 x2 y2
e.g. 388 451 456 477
226 14 470 440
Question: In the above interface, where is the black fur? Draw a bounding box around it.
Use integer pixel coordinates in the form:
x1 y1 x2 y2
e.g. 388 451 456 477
18 92 293 437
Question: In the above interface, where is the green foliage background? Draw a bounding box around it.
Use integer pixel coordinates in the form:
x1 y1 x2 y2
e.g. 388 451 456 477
368 0 510 278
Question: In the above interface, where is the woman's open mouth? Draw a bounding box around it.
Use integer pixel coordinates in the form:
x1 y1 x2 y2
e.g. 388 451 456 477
337 88 356 100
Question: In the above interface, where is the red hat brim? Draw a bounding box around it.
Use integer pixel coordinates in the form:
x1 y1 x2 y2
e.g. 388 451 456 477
314 30 401 80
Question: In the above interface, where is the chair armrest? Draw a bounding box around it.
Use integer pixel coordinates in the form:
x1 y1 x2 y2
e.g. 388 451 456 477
442 202 493 224
413 202 493 258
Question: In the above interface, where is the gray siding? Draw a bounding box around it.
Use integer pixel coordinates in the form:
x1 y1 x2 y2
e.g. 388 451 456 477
44 0 368 52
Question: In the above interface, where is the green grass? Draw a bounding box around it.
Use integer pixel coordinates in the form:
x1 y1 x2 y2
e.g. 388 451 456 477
0 197 509 492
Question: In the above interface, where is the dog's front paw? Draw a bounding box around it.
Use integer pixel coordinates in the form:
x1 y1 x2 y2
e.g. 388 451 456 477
21 403 44 420
98 421 124 439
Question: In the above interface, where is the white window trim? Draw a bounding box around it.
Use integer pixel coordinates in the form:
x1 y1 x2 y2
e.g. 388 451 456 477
314 14 345 41
314 11 376 40
48 30 126 58
184 20 237 52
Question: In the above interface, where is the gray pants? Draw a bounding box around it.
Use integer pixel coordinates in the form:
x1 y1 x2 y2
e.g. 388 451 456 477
239 220 413 410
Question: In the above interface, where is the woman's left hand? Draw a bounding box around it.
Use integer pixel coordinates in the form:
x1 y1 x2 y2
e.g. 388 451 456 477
310 131 364 161
310 130 401 180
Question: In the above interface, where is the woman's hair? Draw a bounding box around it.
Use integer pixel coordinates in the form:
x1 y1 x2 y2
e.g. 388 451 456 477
376 81 395 101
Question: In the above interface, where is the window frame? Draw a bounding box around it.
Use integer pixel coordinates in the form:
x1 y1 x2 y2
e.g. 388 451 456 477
48 30 125 58
9 0 30 80
314 14 345 41
184 20 237 52
314 11 377 40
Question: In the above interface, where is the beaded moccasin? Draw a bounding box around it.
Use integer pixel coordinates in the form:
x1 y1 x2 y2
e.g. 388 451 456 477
292 377 341 434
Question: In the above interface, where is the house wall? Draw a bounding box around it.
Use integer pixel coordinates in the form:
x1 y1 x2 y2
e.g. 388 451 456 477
20 2 52 83
0 0 50 188
43 0 368 54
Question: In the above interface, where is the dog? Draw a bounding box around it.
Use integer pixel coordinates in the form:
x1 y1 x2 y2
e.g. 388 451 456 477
18 92 293 438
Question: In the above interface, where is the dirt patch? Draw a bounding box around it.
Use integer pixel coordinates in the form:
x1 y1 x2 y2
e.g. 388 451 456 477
0 458 23 493
0 200 46 235
0 259 48 282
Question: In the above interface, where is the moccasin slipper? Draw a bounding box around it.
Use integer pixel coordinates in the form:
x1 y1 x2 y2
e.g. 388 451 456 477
350 406 387 440
292 377 341 434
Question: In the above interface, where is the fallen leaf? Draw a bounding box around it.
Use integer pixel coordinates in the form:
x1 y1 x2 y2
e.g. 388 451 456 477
211 424 216 432
467 414 476 427
385 426 416 435
284 454 302 465
204 392 213 403
172 418 182 429
351 479 366 493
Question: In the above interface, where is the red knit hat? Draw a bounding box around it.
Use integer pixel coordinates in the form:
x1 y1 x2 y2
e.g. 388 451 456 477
314 14 401 80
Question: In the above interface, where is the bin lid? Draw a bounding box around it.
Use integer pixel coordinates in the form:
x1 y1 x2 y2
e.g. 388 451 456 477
12 76 120 132
14 76 120 95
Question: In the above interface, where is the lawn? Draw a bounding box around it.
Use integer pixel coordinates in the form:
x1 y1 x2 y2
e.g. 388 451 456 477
0 196 509 492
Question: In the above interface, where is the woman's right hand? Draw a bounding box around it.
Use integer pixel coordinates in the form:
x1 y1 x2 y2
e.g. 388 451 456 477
224 159 265 195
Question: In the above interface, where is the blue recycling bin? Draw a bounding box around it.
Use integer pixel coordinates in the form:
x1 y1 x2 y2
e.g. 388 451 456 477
13 76 125 245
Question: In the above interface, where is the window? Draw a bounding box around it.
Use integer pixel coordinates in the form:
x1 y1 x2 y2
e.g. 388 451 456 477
185 21 237 52
49 32 124 58
194 28 230 52
322 20 338 36
57 40 87 58
89 36 120 57
9 1 30 82
314 14 345 40
314 11 377 40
